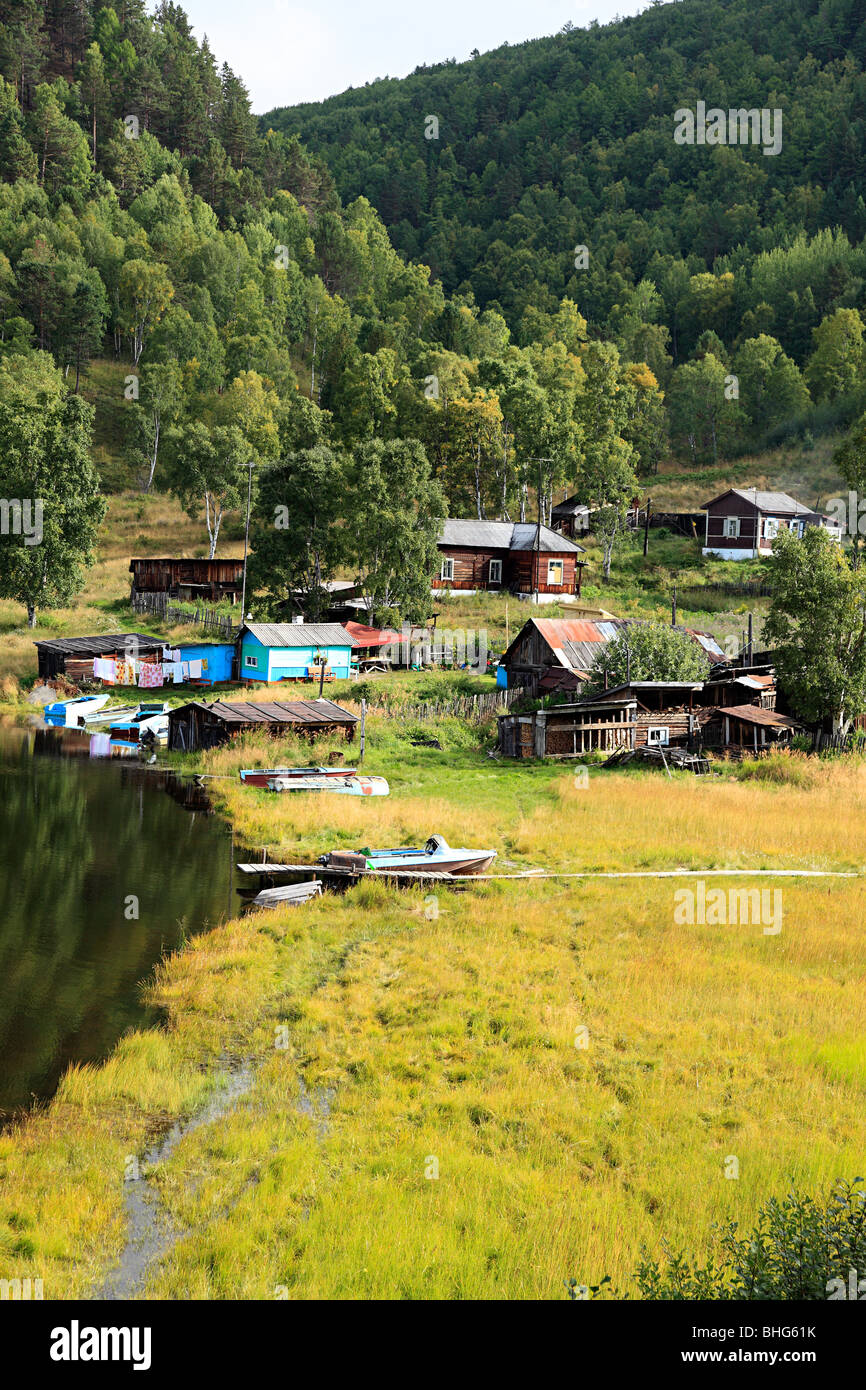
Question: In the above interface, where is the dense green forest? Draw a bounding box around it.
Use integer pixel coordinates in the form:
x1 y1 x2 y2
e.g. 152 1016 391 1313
268 0 866 452
2 0 866 621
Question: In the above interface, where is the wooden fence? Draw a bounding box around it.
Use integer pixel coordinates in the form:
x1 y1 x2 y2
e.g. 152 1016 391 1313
131 590 240 639
374 685 522 724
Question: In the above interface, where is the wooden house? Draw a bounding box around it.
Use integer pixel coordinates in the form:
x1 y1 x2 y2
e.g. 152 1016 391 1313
129 557 245 602
498 681 704 759
238 623 355 683
434 520 585 600
167 698 358 752
701 490 842 560
499 617 727 693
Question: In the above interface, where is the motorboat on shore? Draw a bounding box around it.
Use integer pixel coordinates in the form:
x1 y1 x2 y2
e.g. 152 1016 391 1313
318 834 496 876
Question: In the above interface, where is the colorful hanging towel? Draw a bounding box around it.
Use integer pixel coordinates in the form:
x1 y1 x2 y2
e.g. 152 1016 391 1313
115 659 136 686
139 662 164 689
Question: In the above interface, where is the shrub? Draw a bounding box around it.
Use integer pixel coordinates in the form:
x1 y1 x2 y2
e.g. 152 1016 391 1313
634 1180 866 1300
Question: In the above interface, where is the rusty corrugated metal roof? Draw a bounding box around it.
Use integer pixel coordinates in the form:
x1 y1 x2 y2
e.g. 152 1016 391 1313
710 705 803 728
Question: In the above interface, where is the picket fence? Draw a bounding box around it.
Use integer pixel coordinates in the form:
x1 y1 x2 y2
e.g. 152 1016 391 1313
131 590 240 639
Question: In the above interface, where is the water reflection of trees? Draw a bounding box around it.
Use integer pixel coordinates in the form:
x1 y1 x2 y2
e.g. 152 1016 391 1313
0 729 233 1119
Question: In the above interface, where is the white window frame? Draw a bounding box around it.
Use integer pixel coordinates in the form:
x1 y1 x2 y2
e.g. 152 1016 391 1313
763 517 779 540
723 516 740 539
244 653 258 668
440 557 454 582
646 726 670 746
547 559 564 586
489 558 503 585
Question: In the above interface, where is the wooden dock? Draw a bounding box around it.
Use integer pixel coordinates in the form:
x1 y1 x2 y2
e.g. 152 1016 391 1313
236 861 460 885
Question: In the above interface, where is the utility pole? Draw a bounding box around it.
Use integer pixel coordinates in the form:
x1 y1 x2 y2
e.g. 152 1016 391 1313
643 495 652 557
240 457 255 622
529 456 553 604
671 583 678 628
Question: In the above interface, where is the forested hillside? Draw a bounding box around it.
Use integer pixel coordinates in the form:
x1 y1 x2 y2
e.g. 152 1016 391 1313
268 0 866 454
2 0 866 626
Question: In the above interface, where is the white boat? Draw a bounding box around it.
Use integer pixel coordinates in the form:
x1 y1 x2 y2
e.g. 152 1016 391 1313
109 702 170 746
44 694 110 726
240 766 389 796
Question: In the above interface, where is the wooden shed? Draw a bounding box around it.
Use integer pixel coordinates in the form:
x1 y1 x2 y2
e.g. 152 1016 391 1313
33 633 164 681
167 698 358 752
130 558 245 602
700 704 804 751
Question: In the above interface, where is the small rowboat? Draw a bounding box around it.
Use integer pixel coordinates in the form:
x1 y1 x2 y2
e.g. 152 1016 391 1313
44 694 110 726
319 834 496 877
240 766 361 787
240 767 389 796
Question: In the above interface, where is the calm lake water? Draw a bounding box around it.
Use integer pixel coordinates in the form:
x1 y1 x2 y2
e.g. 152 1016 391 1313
0 721 238 1123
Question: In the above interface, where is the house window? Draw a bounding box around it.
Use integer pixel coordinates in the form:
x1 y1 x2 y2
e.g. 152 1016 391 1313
763 517 779 540
547 559 564 586
723 516 740 539
489 558 502 585
647 726 670 746
244 653 258 668
440 558 454 582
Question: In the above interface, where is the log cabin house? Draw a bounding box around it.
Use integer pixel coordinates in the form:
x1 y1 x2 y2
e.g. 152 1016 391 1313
701 490 842 560
129 558 245 603
434 520 585 600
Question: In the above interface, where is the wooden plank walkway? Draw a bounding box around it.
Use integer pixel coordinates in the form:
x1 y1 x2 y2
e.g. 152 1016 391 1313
238 862 859 885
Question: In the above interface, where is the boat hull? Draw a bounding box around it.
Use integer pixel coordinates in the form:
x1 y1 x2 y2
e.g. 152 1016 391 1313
267 774 389 796
44 694 110 726
365 851 495 875
240 766 360 787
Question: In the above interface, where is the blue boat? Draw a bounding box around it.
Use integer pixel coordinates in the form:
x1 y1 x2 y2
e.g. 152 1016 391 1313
43 694 110 726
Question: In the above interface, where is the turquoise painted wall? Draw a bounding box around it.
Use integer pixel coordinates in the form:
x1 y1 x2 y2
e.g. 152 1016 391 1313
240 633 353 681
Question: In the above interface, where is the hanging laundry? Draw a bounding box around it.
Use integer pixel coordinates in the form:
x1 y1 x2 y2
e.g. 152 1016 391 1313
171 648 181 663
139 662 164 689
93 657 116 683
115 659 136 686
188 659 203 680
172 664 184 684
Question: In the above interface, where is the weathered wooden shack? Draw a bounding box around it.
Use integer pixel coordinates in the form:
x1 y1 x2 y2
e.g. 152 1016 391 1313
167 698 358 752
34 633 164 681
129 558 245 602
699 704 804 751
498 681 705 758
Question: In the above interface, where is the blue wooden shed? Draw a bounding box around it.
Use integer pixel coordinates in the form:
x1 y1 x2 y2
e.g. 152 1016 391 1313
175 641 236 685
238 623 355 683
